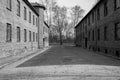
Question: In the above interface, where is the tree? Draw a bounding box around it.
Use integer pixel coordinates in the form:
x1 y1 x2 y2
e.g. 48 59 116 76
52 5 68 45
71 5 85 26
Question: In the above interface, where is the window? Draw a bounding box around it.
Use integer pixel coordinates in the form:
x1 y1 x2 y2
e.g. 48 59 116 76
29 11 31 23
104 1 108 16
33 15 35 25
36 33 38 42
24 7 27 20
33 32 35 42
29 31 31 42
17 27 20 42
88 31 90 41
88 16 90 25
24 29 27 42
98 29 100 40
115 0 120 9
104 26 107 40
6 23 12 42
85 19 87 25
92 30 94 41
36 18 38 27
85 26 87 33
92 12 94 23
7 0 12 10
17 0 20 16
97 8 100 20
115 23 120 40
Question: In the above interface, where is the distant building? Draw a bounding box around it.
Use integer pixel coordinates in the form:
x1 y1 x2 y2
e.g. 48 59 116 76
0 0 49 57
43 22 49 47
75 0 120 57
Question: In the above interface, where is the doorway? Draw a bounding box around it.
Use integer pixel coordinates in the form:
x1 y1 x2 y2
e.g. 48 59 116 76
85 38 87 48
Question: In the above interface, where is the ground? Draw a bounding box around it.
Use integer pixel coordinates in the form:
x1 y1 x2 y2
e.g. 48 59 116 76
0 45 120 80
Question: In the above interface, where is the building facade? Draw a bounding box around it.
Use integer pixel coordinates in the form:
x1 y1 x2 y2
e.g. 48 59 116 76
75 0 120 57
0 0 48 58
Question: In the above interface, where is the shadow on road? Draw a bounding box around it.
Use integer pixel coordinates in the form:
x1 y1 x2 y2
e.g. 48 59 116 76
17 44 120 68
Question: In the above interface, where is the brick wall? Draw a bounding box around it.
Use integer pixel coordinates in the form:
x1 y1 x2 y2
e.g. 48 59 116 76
0 0 38 58
75 0 120 57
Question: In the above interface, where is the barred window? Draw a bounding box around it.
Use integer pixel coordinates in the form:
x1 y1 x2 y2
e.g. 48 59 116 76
36 33 38 42
115 23 120 40
97 8 100 20
24 29 27 42
17 27 20 42
104 1 108 16
98 29 100 41
17 0 20 16
29 31 31 42
36 18 38 27
33 32 35 42
104 26 107 41
29 11 31 23
33 15 35 25
92 30 94 41
24 7 27 20
7 0 12 10
6 23 12 42
92 12 94 23
115 0 120 9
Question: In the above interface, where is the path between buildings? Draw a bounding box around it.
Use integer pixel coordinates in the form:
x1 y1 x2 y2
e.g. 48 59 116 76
0 47 50 69
0 45 120 80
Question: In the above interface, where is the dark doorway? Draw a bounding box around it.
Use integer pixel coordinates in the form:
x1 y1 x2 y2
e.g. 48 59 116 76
85 38 87 48
116 51 120 57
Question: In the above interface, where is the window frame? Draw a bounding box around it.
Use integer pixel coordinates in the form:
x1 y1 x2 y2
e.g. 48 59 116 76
97 28 100 41
29 11 31 23
17 0 20 16
33 15 35 25
33 32 35 42
104 26 107 41
36 33 38 42
97 8 100 20
24 7 27 20
24 29 27 42
92 30 94 41
115 23 120 40
115 0 120 10
7 0 12 11
92 12 94 23
104 1 108 17
29 31 31 42
6 23 12 42
17 27 21 42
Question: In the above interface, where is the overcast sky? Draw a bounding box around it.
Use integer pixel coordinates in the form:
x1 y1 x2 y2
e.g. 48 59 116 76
29 0 98 14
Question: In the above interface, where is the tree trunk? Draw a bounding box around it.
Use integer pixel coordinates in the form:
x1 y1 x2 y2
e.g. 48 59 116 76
59 30 63 45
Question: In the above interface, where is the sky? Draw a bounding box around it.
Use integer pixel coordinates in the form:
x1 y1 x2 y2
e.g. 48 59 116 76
29 0 98 14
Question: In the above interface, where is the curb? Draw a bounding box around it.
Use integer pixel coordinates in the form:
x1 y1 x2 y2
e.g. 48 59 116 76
0 46 51 69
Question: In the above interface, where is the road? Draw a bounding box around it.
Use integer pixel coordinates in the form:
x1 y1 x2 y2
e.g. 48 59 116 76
0 45 120 80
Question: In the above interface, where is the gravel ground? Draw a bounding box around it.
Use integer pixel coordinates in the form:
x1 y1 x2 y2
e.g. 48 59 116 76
0 45 120 80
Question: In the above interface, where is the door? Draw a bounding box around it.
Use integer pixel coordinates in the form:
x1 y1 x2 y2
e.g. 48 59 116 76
85 38 87 48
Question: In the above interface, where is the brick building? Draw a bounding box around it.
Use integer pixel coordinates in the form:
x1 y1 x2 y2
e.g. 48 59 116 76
0 0 48 58
75 0 120 57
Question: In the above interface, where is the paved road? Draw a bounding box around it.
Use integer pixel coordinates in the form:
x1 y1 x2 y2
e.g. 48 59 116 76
0 45 120 80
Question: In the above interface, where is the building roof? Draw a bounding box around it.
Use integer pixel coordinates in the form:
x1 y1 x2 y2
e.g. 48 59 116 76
75 0 103 28
23 0 39 16
31 3 46 10
44 21 50 28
